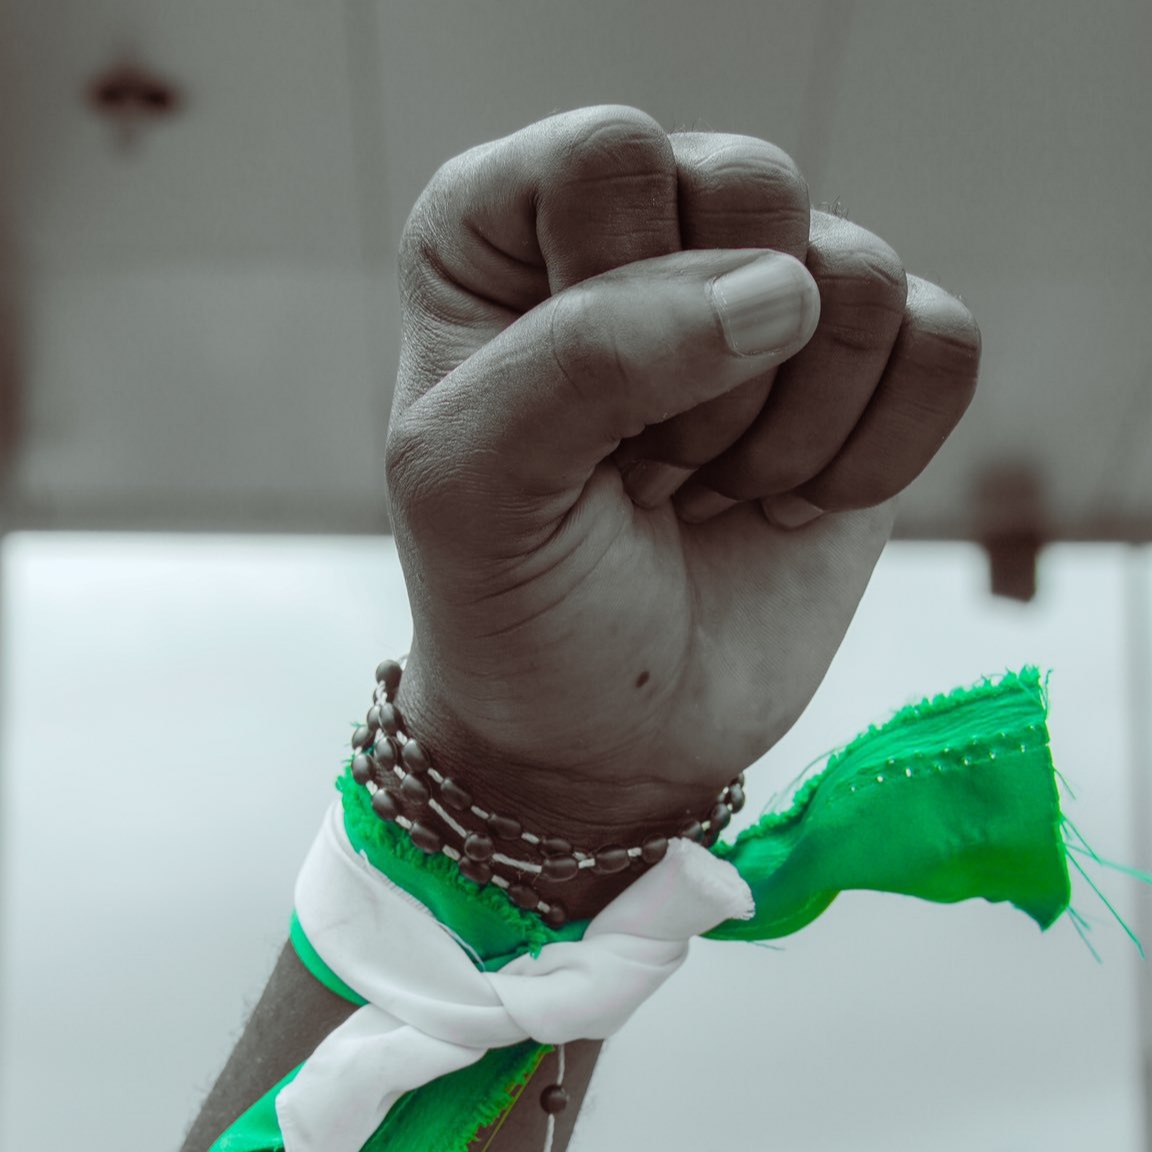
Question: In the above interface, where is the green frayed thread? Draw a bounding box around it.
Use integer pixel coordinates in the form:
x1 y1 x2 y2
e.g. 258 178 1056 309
361 1041 550 1152
337 766 582 960
1061 816 1150 961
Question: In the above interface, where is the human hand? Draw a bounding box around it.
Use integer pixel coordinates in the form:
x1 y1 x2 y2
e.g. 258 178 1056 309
385 106 979 916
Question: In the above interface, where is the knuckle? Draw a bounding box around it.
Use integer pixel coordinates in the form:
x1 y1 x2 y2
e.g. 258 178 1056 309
546 287 639 439
692 135 807 206
387 400 476 539
384 410 428 507
807 217 908 353
901 276 982 387
548 105 674 187
548 288 615 392
674 133 810 247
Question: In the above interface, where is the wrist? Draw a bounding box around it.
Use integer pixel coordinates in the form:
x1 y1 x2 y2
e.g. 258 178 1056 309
372 656 744 921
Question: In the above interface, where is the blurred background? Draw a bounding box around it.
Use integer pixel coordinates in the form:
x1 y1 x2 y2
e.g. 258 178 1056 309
0 2 1148 1150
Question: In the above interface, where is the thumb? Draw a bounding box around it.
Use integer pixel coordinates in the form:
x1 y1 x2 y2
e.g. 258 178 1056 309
386 248 819 539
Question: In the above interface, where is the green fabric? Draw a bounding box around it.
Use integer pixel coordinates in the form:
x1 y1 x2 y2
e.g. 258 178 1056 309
290 911 367 1005
336 770 588 968
707 667 1069 940
210 1069 302 1152
207 1047 548 1152
211 667 1075 1152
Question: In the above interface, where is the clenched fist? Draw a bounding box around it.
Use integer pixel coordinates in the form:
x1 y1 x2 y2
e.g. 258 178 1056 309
385 106 979 918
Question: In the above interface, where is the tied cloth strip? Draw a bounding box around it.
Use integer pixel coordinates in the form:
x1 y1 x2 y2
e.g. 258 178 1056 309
210 668 1136 1152
277 802 753 1152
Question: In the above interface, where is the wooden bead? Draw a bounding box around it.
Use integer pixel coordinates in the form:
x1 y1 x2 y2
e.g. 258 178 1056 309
678 820 703 843
508 883 540 910
371 789 400 821
440 777 472 812
376 703 399 736
401 739 430 774
640 835 668 865
541 837 573 857
487 813 523 841
540 1084 569 1114
409 821 443 854
458 857 492 886
375 660 402 699
400 774 430 805
543 902 568 928
727 783 746 813
542 854 579 882
709 802 732 833
351 753 373 785
592 846 629 875
463 832 495 862
372 738 397 770
351 725 371 751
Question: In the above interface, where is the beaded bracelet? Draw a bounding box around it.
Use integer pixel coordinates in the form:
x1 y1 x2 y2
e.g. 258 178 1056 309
349 659 747 927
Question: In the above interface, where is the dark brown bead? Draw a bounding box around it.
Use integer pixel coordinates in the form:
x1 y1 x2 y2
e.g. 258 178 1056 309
409 821 443 854
458 857 492 886
400 774 430 805
678 820 704 843
463 832 495 862
372 738 397 770
737 771 746 787
593 846 629 875
440 777 473 812
508 883 541 910
376 703 399 736
541 837 573 857
375 660 403 699
351 753 373 785
367 705 383 731
700 822 721 849
351 725 371 751
401 739 430 774
371 789 400 821
487 813 523 841
540 1084 569 1114
727 783 746 813
542 854 579 882
543 902 568 928
640 835 668 865
709 802 732 833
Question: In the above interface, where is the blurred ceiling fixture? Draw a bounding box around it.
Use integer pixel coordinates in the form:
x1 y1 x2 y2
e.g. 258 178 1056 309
85 53 184 153
975 464 1048 603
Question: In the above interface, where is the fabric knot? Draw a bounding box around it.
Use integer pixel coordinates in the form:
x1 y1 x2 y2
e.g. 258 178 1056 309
276 801 753 1152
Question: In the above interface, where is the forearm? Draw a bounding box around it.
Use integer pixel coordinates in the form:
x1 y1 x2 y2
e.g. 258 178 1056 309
180 943 602 1152
179 943 356 1152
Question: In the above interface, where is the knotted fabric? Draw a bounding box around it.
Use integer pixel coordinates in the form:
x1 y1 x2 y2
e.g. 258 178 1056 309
276 799 755 1152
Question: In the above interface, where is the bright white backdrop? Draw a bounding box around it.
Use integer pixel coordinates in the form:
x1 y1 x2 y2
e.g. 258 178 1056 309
0 534 1145 1151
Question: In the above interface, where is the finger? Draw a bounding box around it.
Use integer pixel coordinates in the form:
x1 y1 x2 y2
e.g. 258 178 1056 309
776 275 980 519
397 105 680 405
616 132 810 507
385 249 821 554
673 212 908 522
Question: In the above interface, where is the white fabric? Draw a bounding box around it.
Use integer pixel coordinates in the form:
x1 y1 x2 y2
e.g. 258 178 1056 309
277 799 754 1152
